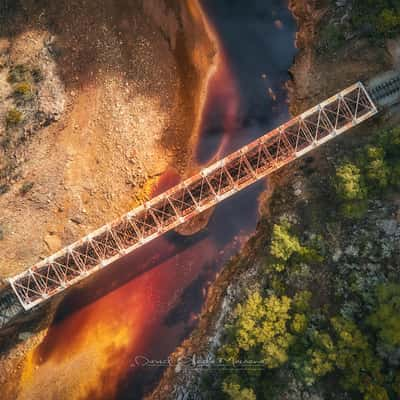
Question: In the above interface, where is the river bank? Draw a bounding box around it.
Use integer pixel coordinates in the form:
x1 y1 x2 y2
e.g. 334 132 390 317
148 1 400 399
0 1 219 398
0 0 215 280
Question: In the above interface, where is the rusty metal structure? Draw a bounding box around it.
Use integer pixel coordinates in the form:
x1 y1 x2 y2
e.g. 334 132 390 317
6 82 378 311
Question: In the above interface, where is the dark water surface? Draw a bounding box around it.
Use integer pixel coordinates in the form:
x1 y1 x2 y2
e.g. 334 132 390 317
197 0 296 162
34 2 297 399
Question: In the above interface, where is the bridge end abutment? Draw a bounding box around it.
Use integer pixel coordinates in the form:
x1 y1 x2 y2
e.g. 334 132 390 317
366 69 400 109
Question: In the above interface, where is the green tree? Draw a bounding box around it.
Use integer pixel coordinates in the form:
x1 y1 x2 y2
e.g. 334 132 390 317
368 284 400 347
377 127 400 158
393 371 400 397
377 9 400 36
390 161 400 187
219 292 294 369
259 295 293 368
352 0 400 38
335 162 367 201
363 146 390 189
331 317 387 399
268 223 322 271
292 290 312 312
307 331 336 380
222 381 256 400
291 313 307 334
364 383 389 400
387 126 400 155
270 221 302 261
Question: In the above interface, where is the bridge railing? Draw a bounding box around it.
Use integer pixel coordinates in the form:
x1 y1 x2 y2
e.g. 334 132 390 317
8 82 377 311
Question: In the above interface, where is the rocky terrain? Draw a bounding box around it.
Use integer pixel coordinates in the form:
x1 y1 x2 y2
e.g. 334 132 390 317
0 0 217 398
1 0 400 399
0 0 215 280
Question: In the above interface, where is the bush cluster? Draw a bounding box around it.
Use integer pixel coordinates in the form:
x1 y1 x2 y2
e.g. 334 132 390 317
5 108 23 127
19 181 34 195
199 201 400 399
7 64 30 83
13 82 33 101
3 63 42 130
352 0 400 39
334 127 400 218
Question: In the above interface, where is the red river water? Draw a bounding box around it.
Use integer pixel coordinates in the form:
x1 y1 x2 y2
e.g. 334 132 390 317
19 1 297 399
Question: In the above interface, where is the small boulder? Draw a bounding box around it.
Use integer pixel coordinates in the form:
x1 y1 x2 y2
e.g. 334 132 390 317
44 233 61 252
18 331 32 341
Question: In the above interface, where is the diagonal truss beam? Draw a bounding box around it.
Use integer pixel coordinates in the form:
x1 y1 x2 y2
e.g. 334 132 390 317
8 82 378 310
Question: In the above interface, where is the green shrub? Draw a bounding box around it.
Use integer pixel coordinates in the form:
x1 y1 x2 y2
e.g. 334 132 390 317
13 82 33 101
20 181 34 195
5 108 23 127
352 0 400 39
340 200 368 220
270 221 302 261
334 163 367 202
319 24 345 52
0 184 10 195
31 67 43 83
377 9 400 36
7 64 29 83
222 380 256 400
368 284 400 348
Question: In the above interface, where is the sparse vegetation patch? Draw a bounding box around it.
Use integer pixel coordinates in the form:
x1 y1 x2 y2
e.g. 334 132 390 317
13 82 33 102
7 64 30 83
5 108 23 127
334 127 400 218
19 181 34 195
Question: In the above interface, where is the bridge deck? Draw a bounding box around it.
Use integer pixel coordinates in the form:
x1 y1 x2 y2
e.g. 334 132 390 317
7 82 377 311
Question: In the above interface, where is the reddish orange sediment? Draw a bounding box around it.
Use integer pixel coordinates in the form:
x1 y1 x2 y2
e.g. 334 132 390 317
150 167 181 198
197 51 240 164
15 1 239 399
19 234 219 400
187 0 240 168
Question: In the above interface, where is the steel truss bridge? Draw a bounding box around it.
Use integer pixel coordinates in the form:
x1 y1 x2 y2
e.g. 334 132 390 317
6 82 378 311
5 67 400 326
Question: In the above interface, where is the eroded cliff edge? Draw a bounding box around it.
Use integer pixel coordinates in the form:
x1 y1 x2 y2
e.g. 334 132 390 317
148 1 400 399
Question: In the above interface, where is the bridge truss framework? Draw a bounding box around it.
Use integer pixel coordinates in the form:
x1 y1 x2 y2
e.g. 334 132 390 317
8 82 378 310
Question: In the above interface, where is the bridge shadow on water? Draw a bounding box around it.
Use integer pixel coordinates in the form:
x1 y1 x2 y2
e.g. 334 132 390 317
34 180 264 399
53 229 208 324
22 1 297 399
